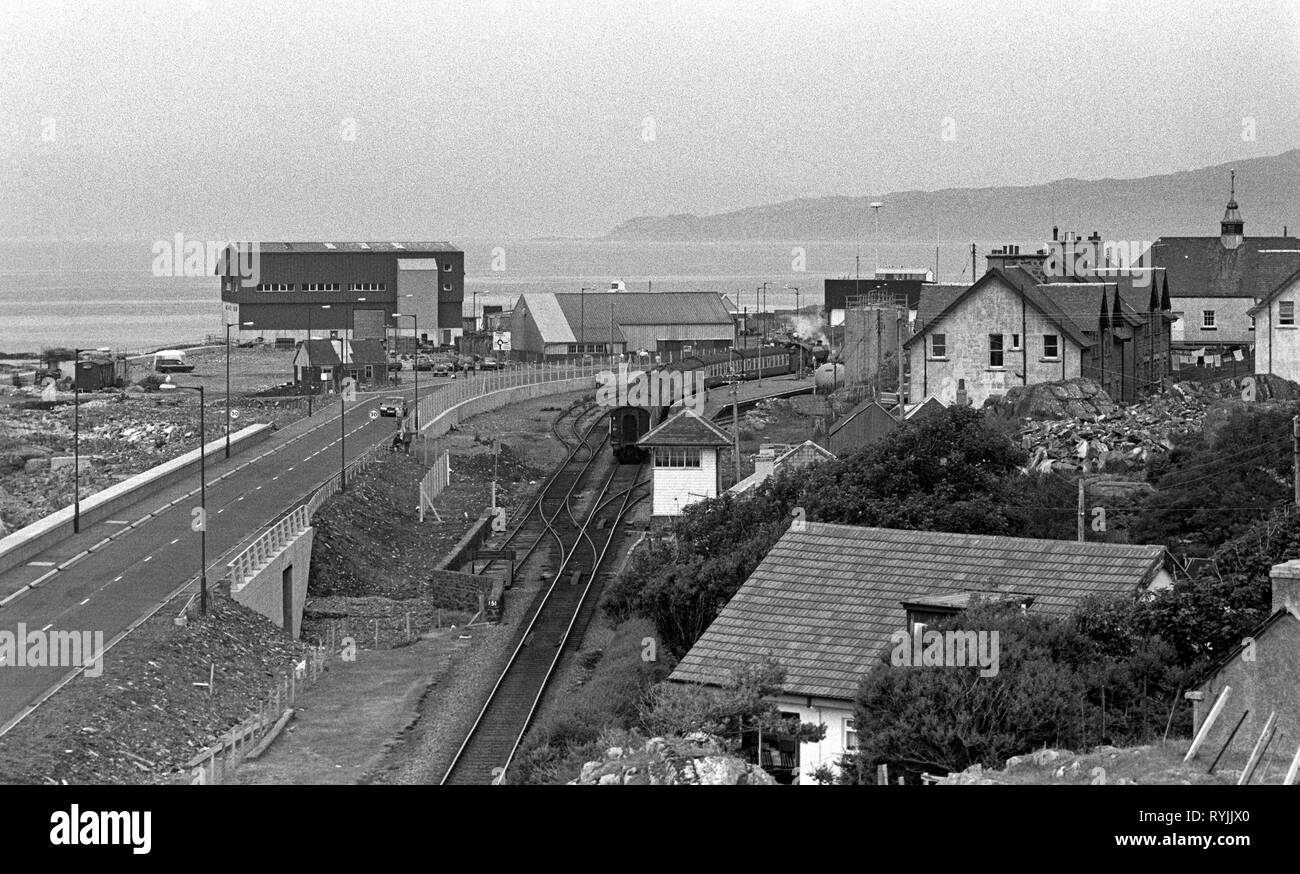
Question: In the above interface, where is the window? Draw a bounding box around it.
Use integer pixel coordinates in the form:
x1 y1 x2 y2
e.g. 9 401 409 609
303 283 340 292
1202 310 1216 329
1281 301 1295 326
349 282 386 292
988 333 1004 368
255 282 293 292
930 334 946 358
443 282 453 292
443 262 453 271
844 718 859 751
1043 334 1060 360
1250 315 1257 331
1010 333 1021 350
652 447 702 468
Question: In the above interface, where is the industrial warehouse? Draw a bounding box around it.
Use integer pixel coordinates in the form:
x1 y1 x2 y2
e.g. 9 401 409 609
217 242 465 347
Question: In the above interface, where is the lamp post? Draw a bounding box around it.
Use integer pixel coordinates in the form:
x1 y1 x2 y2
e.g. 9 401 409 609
72 348 85 533
870 202 884 275
395 312 419 431
472 290 479 333
225 321 254 458
177 385 207 614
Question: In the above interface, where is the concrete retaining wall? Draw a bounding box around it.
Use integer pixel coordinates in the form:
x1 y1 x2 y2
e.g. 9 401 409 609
418 376 594 441
230 526 313 639
0 423 274 577
438 513 495 572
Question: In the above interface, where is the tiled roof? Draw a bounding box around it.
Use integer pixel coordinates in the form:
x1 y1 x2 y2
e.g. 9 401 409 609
346 338 386 365
670 523 1166 701
1151 236 1300 300
638 408 733 446
827 399 896 438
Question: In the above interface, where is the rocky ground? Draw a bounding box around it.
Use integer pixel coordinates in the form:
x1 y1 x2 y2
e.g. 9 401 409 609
569 733 776 785
986 374 1300 474
933 741 1294 786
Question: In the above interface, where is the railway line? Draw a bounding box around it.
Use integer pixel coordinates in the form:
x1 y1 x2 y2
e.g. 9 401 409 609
441 403 649 785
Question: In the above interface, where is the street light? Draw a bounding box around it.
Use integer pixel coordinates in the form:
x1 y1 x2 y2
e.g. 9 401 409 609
71 348 86 533
395 312 419 431
225 321 254 458
176 384 208 614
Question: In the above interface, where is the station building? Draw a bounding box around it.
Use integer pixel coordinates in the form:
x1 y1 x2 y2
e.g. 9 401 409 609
217 242 465 347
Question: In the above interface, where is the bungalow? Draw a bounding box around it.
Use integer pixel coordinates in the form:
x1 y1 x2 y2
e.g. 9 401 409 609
670 523 1171 783
729 440 835 495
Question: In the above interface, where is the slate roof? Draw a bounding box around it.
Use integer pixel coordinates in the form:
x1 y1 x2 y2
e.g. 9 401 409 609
906 269 1092 350
670 522 1166 701
240 241 459 254
295 339 341 368
637 408 733 446
1248 264 1300 315
1151 236 1300 300
827 399 896 439
346 338 386 365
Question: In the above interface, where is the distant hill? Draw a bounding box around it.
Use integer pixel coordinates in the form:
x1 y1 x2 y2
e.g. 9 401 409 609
605 149 1300 243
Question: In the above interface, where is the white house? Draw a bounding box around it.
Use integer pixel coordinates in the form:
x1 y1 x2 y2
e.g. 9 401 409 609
637 409 733 518
670 523 1171 784
1248 266 1300 382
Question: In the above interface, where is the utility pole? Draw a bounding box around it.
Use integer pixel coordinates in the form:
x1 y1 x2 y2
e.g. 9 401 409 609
730 349 741 483
1293 416 1300 504
1077 478 1086 542
896 311 905 417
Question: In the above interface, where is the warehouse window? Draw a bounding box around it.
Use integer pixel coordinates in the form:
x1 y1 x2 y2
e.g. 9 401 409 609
1202 310 1216 329
930 334 946 359
443 262 452 271
988 334 1004 368
1281 301 1295 326
255 283 293 292
443 282 453 291
652 447 702 468
349 282 386 292
1043 334 1059 360
303 283 340 292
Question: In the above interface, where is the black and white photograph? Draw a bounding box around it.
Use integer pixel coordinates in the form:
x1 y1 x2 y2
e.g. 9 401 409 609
1 0 1297 857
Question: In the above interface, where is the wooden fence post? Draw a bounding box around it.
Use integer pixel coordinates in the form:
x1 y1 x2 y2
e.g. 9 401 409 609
1184 686 1231 762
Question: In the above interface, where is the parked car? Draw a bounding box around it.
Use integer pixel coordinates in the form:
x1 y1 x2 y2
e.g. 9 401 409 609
153 350 195 373
378 397 405 417
481 357 500 370
431 363 454 377
387 358 403 371
414 356 436 371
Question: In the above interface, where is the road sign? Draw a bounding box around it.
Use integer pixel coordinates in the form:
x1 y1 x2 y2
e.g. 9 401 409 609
369 410 378 420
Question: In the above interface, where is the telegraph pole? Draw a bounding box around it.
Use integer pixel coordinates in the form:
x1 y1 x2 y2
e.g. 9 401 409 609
1293 416 1300 504
1077 478 1086 542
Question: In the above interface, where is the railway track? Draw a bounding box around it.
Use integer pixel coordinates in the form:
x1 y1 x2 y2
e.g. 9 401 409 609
442 406 649 785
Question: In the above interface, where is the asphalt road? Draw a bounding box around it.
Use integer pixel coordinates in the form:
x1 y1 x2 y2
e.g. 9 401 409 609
0 382 434 732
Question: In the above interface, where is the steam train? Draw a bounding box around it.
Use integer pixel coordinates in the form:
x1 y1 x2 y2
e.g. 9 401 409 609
608 345 813 462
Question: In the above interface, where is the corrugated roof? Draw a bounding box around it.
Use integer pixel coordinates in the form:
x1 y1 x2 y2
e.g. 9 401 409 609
249 241 460 254
1151 236 1300 300
670 523 1166 700
638 408 733 446
518 294 576 344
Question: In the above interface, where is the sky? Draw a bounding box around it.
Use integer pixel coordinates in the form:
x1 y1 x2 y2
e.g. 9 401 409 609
2 0 1298 241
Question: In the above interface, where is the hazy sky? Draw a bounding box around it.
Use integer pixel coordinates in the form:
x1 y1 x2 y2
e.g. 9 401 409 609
3 0 1298 241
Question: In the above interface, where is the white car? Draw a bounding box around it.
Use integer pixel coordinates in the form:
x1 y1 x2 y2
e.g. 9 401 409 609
378 397 405 417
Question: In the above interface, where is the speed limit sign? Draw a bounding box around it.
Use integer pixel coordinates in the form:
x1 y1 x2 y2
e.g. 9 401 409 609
369 410 379 421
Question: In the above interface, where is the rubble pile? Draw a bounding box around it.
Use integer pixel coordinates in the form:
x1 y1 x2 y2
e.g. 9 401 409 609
1002 374 1300 475
569 733 777 786
0 593 308 785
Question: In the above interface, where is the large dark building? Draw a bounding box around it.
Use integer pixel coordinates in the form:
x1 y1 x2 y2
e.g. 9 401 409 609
218 242 465 346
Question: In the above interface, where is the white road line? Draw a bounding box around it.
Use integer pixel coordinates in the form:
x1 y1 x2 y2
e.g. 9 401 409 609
26 561 55 567
79 598 90 605
170 538 180 545
105 520 130 525
218 508 226 514
143 556 152 562
113 575 123 582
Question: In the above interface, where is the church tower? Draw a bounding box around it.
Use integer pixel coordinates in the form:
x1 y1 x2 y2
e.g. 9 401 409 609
1221 169 1244 250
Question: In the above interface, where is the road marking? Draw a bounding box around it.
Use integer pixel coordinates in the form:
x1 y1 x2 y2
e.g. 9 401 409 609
113 575 123 582
218 508 226 514
170 538 180 545
79 598 90 605
105 520 130 525
237 495 245 501
143 556 152 562
26 561 55 567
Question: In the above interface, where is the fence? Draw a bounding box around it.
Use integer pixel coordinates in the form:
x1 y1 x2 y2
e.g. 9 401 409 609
227 506 310 593
410 361 603 431
418 450 451 522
